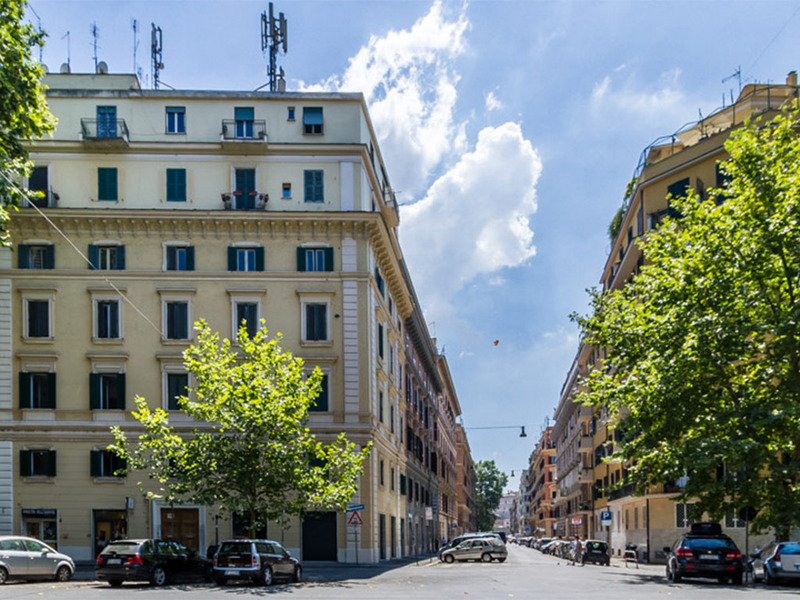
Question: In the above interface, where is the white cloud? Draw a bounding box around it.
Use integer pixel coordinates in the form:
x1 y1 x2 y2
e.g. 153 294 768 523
590 68 689 125
400 122 541 315
485 91 503 112
298 1 469 196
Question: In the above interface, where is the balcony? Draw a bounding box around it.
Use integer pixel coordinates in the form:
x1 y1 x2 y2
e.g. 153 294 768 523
221 120 267 144
24 188 59 209
80 118 130 146
607 482 637 501
221 191 268 211
577 434 593 453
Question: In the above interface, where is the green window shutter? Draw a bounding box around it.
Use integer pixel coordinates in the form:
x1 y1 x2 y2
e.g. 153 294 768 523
20 450 32 477
297 247 307 272
18 245 29 269
116 245 126 270
255 247 265 271
324 248 334 272
227 246 237 271
88 245 99 270
186 246 195 271
47 373 56 409
47 450 56 477
44 245 55 269
166 168 187 202
98 168 118 201
117 374 126 410
234 107 254 121
19 373 31 409
90 373 100 409
90 449 102 477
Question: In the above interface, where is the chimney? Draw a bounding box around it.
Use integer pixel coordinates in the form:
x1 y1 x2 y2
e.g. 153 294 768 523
787 71 798 86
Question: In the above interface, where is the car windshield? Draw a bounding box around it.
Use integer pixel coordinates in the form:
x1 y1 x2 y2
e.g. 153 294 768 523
586 541 607 551
780 543 800 555
101 542 140 555
686 537 736 550
219 542 252 553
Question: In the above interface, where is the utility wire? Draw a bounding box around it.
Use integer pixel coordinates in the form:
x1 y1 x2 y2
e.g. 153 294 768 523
744 4 800 81
0 169 164 337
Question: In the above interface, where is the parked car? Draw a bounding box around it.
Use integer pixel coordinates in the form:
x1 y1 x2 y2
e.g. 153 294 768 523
438 532 502 558
440 536 508 563
212 539 301 585
580 539 610 566
665 522 743 585
0 536 74 584
96 539 212 587
752 540 800 585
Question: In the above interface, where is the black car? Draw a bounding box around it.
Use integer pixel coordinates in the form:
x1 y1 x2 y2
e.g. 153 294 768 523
212 539 301 586
95 539 212 587
581 540 610 566
665 523 744 585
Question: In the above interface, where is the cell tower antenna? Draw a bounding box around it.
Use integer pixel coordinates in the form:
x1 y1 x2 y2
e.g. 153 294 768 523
722 65 742 95
132 19 139 74
260 2 288 92
91 22 99 71
151 23 164 90
28 4 44 63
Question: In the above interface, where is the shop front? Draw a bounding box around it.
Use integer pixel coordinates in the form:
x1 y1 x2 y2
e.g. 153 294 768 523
21 508 58 549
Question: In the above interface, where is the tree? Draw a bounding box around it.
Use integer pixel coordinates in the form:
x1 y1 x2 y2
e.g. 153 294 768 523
573 101 800 539
111 320 371 535
0 0 55 245
474 460 508 531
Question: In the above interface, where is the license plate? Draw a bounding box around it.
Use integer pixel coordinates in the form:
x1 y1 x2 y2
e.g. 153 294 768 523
224 570 240 576
698 555 719 560
107 558 122 565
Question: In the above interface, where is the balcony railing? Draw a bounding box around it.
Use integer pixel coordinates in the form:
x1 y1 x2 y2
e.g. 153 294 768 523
221 192 268 211
81 118 130 143
607 482 637 501
221 120 267 141
24 188 59 209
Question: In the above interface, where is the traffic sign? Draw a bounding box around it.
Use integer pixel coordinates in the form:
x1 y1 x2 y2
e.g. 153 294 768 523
346 504 365 512
600 510 612 526
347 511 363 526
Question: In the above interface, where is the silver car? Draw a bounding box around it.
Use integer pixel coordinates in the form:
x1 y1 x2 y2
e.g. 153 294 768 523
440 536 508 563
752 541 800 585
0 536 75 584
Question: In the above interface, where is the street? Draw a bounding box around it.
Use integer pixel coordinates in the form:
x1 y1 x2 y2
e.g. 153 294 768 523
2 545 798 599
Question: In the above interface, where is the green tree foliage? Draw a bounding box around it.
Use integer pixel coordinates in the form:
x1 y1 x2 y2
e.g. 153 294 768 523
573 102 800 538
475 460 508 531
0 0 55 245
111 320 371 535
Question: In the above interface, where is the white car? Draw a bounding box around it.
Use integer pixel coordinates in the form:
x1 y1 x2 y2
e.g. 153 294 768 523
440 537 508 563
0 536 74 584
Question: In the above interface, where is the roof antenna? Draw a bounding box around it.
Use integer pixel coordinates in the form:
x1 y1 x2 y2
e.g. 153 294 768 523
91 22 99 72
722 66 742 95
258 2 288 92
151 23 164 90
132 19 139 74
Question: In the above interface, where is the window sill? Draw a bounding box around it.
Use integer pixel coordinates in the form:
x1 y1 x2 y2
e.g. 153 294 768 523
21 410 55 421
162 338 192 345
92 477 126 484
92 338 124 345
22 476 55 484
301 340 333 348
22 337 54 344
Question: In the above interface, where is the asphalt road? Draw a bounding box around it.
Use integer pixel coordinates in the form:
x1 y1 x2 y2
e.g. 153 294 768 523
1 545 798 599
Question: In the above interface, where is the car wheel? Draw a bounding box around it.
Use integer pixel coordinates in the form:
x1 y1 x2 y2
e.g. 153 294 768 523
293 566 302 583
150 565 167 586
55 565 72 582
497 557 507 563
732 573 743 586
260 565 273 586
481 553 492 563
108 579 123 587
673 570 682 583
444 554 454 564
765 568 775 586
0 566 8 585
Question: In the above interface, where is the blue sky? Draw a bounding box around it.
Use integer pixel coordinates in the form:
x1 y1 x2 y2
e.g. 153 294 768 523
27 0 800 489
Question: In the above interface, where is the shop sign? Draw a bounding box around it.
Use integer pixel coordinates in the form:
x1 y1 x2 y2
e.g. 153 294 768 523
22 508 57 518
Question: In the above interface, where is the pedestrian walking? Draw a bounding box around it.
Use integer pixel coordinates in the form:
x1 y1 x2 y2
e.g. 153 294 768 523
571 535 583 565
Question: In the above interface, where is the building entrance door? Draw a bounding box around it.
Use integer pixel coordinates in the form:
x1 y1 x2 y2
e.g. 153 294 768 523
93 509 127 557
302 511 336 561
160 507 199 552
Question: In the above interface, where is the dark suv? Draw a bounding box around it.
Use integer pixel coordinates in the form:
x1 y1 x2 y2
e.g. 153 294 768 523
96 539 212 587
212 539 301 586
665 523 743 585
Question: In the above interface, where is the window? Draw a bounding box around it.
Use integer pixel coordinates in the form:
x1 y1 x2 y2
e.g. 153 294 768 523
165 301 189 340
228 246 264 272
234 168 256 210
287 107 295 121
89 244 125 270
309 373 329 412
166 372 188 410
304 303 328 341
304 170 324 203
90 373 125 410
378 323 384 359
165 245 194 271
303 107 323 134
297 247 333 272
282 183 291 199
90 449 126 478
379 391 384 422
20 449 56 477
380 459 385 486
375 267 385 297
98 167 118 201
18 244 54 269
390 404 395 433
27 166 49 208
234 107 254 138
96 299 120 339
676 502 696 528
165 107 185 134
19 372 56 409
667 177 691 201
166 168 186 202
235 302 259 339
96 106 117 137
26 299 50 338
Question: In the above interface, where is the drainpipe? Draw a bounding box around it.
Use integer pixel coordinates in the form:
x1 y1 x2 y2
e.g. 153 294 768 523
645 498 650 564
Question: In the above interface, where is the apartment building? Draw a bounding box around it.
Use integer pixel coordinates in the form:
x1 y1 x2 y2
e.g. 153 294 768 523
526 426 556 538
0 69 474 563
455 423 477 535
554 72 799 561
